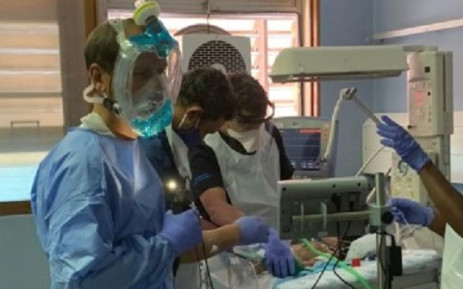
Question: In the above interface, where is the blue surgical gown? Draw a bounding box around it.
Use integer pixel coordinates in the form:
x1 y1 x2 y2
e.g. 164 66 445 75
30 128 175 289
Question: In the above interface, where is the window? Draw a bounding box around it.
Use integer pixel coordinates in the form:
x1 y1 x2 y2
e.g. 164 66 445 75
108 10 300 117
0 10 64 203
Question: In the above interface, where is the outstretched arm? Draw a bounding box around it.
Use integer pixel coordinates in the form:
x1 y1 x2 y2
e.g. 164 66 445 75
420 162 463 237
377 115 463 237
200 187 244 226
180 216 270 263
180 224 240 263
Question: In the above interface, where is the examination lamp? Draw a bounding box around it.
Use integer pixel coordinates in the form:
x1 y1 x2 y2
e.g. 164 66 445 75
269 45 408 83
270 45 409 164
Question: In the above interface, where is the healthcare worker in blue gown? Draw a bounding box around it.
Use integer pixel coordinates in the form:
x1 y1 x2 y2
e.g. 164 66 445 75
376 115 463 289
30 3 270 289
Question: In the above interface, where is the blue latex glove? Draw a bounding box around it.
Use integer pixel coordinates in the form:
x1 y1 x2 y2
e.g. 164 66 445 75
389 198 435 227
376 115 430 171
159 209 202 256
235 216 270 245
264 228 296 278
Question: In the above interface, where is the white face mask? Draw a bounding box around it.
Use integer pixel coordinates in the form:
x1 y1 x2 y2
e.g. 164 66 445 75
227 125 263 153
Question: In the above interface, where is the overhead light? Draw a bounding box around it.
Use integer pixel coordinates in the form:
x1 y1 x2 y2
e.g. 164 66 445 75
270 45 408 83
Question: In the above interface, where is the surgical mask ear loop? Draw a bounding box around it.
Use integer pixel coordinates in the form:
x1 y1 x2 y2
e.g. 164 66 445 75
262 123 273 156
177 113 188 129
193 114 201 129
178 111 201 130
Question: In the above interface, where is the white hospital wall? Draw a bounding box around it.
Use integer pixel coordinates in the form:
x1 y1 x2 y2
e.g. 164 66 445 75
320 0 374 176
372 0 463 112
362 112 463 183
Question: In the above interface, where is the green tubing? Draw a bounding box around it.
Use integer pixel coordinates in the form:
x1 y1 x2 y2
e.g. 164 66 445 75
300 238 374 289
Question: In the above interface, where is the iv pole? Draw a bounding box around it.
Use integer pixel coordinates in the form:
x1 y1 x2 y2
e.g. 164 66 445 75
373 173 391 289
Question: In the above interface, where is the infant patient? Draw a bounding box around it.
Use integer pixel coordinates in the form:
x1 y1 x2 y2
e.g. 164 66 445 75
233 237 351 275
291 237 350 266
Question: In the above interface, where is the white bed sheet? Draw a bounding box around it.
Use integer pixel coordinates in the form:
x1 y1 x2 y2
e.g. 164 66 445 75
210 249 441 289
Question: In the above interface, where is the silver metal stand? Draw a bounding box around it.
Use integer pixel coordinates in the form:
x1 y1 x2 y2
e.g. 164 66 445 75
374 173 391 289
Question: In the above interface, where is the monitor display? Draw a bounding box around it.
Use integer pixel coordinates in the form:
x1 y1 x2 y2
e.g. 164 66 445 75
279 128 321 171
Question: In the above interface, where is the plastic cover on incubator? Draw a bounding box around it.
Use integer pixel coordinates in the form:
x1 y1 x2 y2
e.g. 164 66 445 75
207 249 274 289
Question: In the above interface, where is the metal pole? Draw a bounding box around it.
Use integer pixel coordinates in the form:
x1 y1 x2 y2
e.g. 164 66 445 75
350 94 382 125
375 173 389 289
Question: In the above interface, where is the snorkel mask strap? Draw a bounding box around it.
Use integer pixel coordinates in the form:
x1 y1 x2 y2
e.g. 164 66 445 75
109 19 132 51
103 98 122 115
83 83 122 116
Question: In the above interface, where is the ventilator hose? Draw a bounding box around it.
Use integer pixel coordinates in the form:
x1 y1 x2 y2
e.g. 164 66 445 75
300 238 374 289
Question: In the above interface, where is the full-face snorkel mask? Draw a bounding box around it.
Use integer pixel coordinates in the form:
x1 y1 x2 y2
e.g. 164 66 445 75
84 1 182 138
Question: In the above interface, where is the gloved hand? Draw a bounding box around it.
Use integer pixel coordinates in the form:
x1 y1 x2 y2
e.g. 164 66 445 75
264 228 296 278
159 209 202 256
235 216 270 245
389 198 435 227
376 115 430 171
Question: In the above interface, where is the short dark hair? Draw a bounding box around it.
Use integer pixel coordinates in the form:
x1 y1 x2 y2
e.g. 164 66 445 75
177 67 236 121
228 72 268 117
84 21 120 73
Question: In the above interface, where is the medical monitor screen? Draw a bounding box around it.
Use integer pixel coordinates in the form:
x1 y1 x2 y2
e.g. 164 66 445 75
279 128 321 171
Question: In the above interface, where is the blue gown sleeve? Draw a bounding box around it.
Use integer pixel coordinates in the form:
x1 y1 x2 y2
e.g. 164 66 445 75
47 195 174 289
38 149 175 289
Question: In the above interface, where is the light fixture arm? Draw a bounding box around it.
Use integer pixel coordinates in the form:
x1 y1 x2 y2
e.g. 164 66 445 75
322 87 382 164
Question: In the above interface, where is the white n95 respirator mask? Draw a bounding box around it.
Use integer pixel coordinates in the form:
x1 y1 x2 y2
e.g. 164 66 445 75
227 125 265 153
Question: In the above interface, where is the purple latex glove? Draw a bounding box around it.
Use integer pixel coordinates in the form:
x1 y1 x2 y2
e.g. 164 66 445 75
376 115 430 171
235 216 270 245
389 198 435 227
159 209 202 256
264 228 296 278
